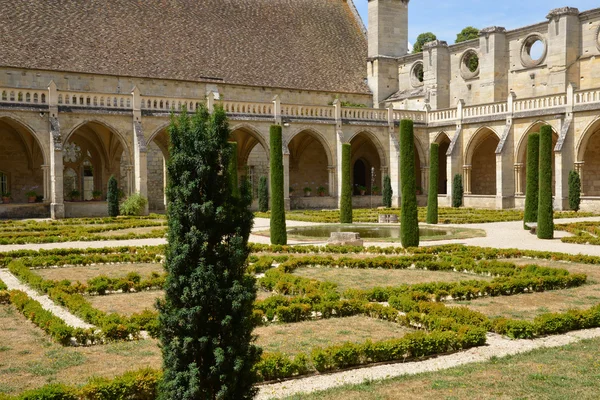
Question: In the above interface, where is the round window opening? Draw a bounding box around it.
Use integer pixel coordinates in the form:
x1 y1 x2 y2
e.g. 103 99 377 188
521 34 547 67
459 50 479 80
410 62 424 88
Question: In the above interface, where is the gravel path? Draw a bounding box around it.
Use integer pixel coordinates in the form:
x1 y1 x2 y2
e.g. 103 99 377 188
0 269 94 329
256 328 600 399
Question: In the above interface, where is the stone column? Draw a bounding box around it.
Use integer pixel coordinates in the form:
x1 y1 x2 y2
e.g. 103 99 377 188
163 157 167 209
132 86 149 215
463 165 472 194
48 81 64 219
41 165 50 202
514 163 524 195
420 166 428 195
328 165 336 197
575 161 585 196
387 105 400 206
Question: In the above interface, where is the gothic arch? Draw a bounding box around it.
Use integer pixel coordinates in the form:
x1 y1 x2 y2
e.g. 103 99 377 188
576 117 600 196
515 121 558 163
465 127 500 195
576 117 600 162
0 115 48 166
465 126 500 165
64 119 132 163
286 126 333 166
347 128 387 168
230 123 270 166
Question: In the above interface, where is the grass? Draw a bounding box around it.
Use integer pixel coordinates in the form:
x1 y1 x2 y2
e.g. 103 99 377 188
89 291 163 315
36 263 163 283
293 267 492 293
254 316 413 356
282 336 600 400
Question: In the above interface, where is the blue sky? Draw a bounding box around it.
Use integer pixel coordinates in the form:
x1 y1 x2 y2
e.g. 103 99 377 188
354 1 599 45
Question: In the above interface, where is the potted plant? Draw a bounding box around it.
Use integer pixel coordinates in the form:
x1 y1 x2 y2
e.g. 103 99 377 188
316 186 326 197
25 190 37 203
357 185 366 195
69 189 81 202
1 192 11 204
303 187 312 197
372 185 380 195
92 190 102 201
416 186 423 195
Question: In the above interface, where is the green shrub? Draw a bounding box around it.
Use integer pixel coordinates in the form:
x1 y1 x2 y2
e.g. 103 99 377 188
452 174 463 208
228 141 240 198
340 143 353 223
81 368 160 400
400 120 419 247
524 133 539 229
258 175 269 212
383 175 392 208
119 193 148 216
18 384 79 400
537 125 554 239
569 170 581 212
107 175 119 217
269 125 287 245
427 143 439 224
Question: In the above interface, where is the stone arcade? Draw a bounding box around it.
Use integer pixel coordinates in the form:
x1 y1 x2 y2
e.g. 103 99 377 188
0 0 599 218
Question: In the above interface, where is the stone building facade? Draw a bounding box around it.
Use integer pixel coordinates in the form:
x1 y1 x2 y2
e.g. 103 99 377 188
0 0 599 218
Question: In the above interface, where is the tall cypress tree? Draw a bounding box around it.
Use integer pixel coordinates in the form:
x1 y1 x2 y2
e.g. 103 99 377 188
258 175 269 213
452 174 463 208
400 120 419 247
382 175 392 208
340 143 353 223
269 125 287 244
158 106 259 399
537 125 554 239
427 143 439 224
569 170 581 212
523 133 540 229
228 141 239 198
107 175 119 217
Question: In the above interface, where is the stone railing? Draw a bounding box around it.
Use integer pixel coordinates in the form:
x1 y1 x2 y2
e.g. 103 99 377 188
342 107 387 121
575 88 600 105
429 108 458 123
141 96 201 112
222 100 274 117
463 102 508 118
514 93 566 112
59 91 133 109
281 104 335 119
0 87 48 106
392 110 427 123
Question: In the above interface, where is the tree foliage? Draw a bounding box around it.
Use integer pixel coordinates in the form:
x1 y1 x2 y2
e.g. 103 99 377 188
269 125 287 245
228 141 239 199
523 133 539 229
383 175 392 208
455 26 480 43
537 125 554 239
258 175 269 213
569 170 581 212
413 32 437 53
427 143 439 224
452 174 463 208
340 143 353 223
107 175 119 217
158 105 259 399
400 120 419 247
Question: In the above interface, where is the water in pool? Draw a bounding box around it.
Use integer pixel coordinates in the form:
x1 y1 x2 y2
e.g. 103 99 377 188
287 225 450 239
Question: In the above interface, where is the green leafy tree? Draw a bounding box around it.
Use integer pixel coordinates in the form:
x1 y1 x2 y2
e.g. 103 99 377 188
383 175 393 208
569 170 581 212
413 32 437 53
270 125 287 244
107 175 119 217
523 133 540 229
340 143 353 223
258 175 269 213
400 120 419 247
427 143 439 224
158 105 260 399
537 125 554 239
228 141 239 198
452 174 463 208
455 26 480 43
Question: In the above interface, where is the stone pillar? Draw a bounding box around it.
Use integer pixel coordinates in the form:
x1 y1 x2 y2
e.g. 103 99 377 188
446 101 464 204
132 86 149 215
387 105 400 206
575 162 584 196
283 148 290 211
554 84 576 210
328 165 336 197
48 81 64 219
420 166 428 196
463 165 472 194
41 165 50 202
514 163 524 195
423 40 450 110
478 27 509 103
334 100 346 207
546 7 581 93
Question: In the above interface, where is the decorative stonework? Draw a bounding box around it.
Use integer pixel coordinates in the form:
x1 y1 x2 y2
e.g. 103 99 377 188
520 33 547 68
423 40 448 50
50 117 62 151
409 61 424 88
546 7 580 20
459 49 480 80
480 26 507 36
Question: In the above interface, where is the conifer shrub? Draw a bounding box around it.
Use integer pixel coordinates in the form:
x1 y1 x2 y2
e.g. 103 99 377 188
569 170 581 212
270 125 287 245
107 175 119 217
523 133 539 229
452 174 463 208
258 175 269 213
228 141 239 198
427 143 439 224
400 120 419 247
340 143 353 223
158 106 260 399
383 175 392 208
537 125 554 239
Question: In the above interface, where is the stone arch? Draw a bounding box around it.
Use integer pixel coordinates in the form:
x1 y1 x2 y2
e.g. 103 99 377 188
0 116 47 203
287 128 332 196
577 117 600 196
465 127 500 195
434 131 451 194
230 124 270 199
349 131 385 195
287 126 333 166
515 121 558 195
347 129 387 169
146 125 170 211
64 119 131 161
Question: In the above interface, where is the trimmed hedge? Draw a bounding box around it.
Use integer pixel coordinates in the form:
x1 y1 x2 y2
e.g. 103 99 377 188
107 175 119 217
400 120 419 247
452 174 463 208
258 175 269 212
269 125 287 245
569 170 581 212
537 125 554 239
383 175 392 208
427 143 439 224
340 143 353 223
523 132 539 229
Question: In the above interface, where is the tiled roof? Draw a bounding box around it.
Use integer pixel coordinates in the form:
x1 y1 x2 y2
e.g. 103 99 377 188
0 0 370 94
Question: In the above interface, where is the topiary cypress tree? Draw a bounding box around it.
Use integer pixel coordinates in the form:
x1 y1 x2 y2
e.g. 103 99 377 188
427 143 439 224
400 120 419 247
452 174 463 208
228 141 239 198
340 143 353 223
269 125 287 244
537 125 554 239
523 133 540 229
258 175 269 213
107 175 119 217
158 105 259 399
383 175 392 208
569 170 581 212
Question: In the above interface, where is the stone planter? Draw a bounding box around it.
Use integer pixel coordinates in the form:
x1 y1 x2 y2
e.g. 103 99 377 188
28 196 36 203
304 192 311 197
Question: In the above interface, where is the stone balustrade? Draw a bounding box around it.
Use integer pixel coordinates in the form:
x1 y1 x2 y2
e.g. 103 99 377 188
463 102 508 118
575 88 600 105
222 100 273 116
141 96 201 112
513 94 567 112
429 108 458 123
341 107 387 121
59 91 132 109
0 88 47 106
281 104 335 119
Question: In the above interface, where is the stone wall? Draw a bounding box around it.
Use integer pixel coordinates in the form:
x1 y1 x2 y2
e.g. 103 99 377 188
584 130 600 195
471 136 498 195
147 141 165 211
0 128 44 203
